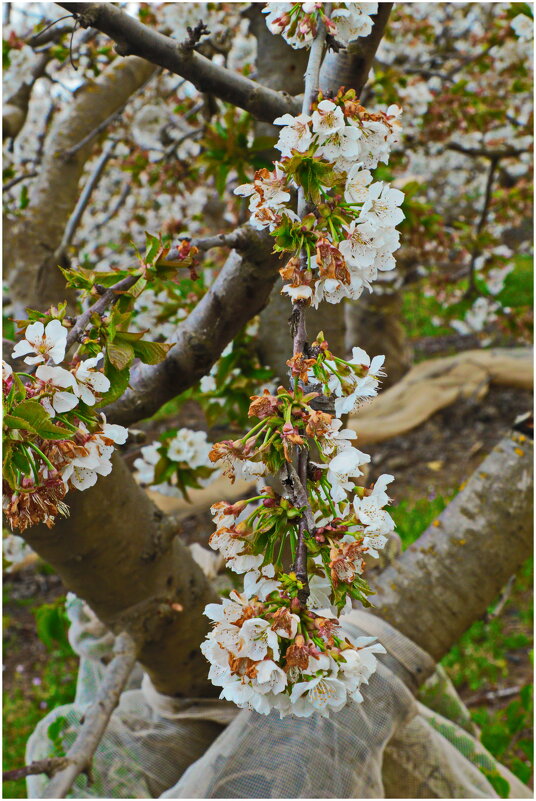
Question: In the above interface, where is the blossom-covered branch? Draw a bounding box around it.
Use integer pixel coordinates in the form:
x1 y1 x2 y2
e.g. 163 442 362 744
201 3 404 719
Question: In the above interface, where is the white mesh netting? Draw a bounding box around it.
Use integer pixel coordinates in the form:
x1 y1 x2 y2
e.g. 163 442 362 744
26 594 531 799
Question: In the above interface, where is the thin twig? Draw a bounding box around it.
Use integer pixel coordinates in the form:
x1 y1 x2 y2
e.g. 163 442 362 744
465 685 521 708
65 224 251 360
92 182 131 233
3 758 69 783
42 632 137 799
65 273 139 352
466 156 498 297
56 2 299 123
58 139 117 255
3 171 38 192
446 142 529 160
287 22 327 607
484 574 516 622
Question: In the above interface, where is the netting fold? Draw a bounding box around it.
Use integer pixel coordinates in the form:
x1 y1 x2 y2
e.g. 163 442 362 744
25 594 531 799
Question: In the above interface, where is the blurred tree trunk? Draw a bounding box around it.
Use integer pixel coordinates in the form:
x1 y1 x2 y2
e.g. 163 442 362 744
345 289 413 387
5 56 156 314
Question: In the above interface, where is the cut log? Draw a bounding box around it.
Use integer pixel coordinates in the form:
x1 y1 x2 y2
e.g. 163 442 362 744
349 347 533 444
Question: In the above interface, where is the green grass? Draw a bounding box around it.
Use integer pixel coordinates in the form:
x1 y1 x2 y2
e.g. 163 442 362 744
441 559 533 787
401 254 534 341
3 594 78 799
496 254 534 309
390 492 454 548
390 496 533 790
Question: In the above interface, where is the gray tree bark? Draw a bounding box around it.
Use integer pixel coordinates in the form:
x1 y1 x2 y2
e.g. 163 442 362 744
369 429 533 660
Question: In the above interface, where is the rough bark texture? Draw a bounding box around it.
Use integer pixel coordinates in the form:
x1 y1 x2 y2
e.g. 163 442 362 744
6 56 156 312
3 54 49 140
369 430 533 660
20 454 218 698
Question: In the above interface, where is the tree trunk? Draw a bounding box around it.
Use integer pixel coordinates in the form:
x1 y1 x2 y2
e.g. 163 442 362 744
20 454 218 698
318 3 394 96
369 429 533 660
5 56 156 313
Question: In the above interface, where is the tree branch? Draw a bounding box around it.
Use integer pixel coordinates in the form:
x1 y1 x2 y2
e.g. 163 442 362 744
446 142 530 160
103 227 283 426
42 632 137 799
57 139 116 257
64 67 160 158
466 156 498 296
369 429 533 661
5 56 157 313
65 273 139 352
319 4 393 97
56 2 300 123
3 758 69 784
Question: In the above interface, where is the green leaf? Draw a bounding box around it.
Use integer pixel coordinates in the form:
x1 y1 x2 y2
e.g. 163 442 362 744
145 232 161 265
97 356 131 407
19 184 29 209
126 275 147 298
7 372 26 407
35 601 70 651
132 339 174 365
58 266 95 291
153 455 175 485
106 340 134 371
4 400 73 440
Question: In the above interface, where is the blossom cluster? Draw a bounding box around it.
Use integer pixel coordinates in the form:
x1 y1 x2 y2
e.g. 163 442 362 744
263 2 379 49
3 319 127 532
202 330 396 714
202 587 385 717
235 89 403 307
134 428 217 500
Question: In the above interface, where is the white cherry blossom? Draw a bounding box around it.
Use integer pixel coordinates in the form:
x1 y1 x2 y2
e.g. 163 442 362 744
273 113 313 156
12 320 67 365
311 100 345 136
344 166 373 204
359 182 405 228
238 617 280 660
35 365 78 416
71 355 110 406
